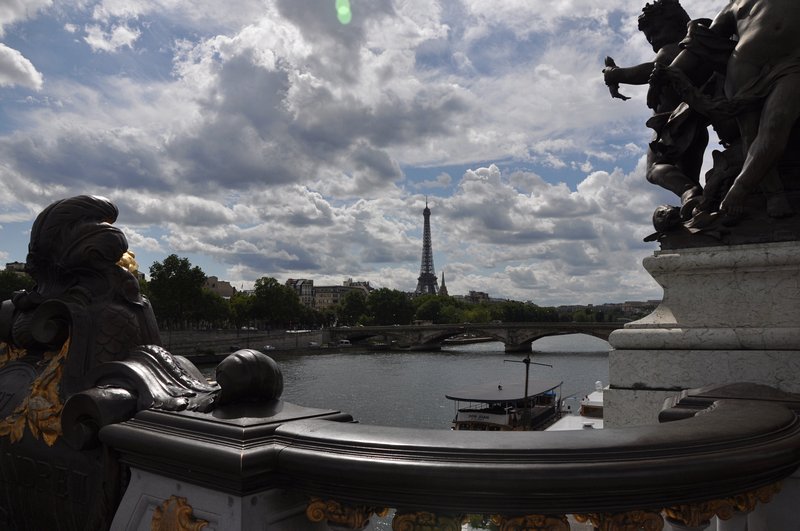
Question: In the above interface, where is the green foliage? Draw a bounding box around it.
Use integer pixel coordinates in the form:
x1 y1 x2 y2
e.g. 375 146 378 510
498 300 559 322
229 292 254 328
367 288 414 325
251 276 304 328
138 276 151 299
148 254 207 328
408 296 559 325
197 289 231 326
462 304 492 323
0 270 34 302
572 308 595 322
338 290 368 326
438 303 464 324
412 294 442 322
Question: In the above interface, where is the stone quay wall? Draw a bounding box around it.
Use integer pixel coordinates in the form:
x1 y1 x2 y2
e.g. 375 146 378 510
160 329 326 359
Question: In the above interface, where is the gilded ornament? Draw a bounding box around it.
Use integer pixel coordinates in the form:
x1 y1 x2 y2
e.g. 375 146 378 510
306 498 389 529
574 510 664 531
151 496 208 531
0 339 68 446
0 342 27 368
733 482 782 512
493 513 570 531
117 250 139 274
666 482 784 527
392 511 464 531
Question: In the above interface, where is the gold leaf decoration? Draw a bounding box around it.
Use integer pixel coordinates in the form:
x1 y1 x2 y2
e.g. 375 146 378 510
574 510 664 531
117 250 139 274
492 513 570 531
0 339 69 446
151 496 208 531
306 498 389 529
666 482 784 527
0 342 27 369
733 482 782 513
664 498 735 528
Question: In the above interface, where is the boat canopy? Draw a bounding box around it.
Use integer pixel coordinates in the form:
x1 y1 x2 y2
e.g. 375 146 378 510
445 380 562 404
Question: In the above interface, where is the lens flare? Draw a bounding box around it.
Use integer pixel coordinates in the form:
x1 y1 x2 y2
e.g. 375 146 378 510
336 0 352 24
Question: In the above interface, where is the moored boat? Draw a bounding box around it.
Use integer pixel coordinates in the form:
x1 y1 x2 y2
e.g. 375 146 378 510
445 379 563 431
547 380 605 431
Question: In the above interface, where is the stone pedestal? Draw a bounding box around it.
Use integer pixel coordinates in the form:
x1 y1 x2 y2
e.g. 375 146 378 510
102 403 353 531
607 241 800 427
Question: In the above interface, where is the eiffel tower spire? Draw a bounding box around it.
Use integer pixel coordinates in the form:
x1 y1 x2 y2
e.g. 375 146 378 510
415 197 439 295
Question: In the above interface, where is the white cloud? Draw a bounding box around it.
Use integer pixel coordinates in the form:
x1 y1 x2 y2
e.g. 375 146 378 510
0 44 43 90
415 172 452 189
0 0 52 35
0 0 690 305
117 225 162 253
84 23 141 53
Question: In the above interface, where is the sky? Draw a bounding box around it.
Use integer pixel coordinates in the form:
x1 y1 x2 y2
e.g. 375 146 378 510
0 0 727 306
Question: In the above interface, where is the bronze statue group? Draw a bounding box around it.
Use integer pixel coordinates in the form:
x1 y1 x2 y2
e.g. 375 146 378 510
603 0 800 242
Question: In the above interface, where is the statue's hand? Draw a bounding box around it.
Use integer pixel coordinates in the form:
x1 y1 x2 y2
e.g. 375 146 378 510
603 56 630 101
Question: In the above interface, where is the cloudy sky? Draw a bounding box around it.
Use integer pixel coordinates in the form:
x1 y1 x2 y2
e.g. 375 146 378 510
0 0 726 306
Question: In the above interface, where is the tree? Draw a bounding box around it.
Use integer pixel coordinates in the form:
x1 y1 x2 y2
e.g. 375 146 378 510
367 288 414 325
462 304 491 323
251 276 303 328
148 255 207 328
229 292 254 329
414 295 442 323
0 270 34 302
196 289 231 328
338 290 368 326
439 304 464 324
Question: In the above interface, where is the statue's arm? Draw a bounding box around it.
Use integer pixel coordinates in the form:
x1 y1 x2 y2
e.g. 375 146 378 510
604 61 654 86
709 3 737 39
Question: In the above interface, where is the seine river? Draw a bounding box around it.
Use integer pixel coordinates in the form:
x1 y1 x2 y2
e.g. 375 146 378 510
201 334 607 530
206 333 610 429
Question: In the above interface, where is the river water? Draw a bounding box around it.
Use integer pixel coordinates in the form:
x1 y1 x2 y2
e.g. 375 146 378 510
205 333 610 429
200 334 608 530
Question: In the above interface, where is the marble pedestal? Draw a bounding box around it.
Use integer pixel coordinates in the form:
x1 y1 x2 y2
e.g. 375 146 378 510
607 241 800 427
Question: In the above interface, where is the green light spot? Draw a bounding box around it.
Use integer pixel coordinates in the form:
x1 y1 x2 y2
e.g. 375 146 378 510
336 0 352 24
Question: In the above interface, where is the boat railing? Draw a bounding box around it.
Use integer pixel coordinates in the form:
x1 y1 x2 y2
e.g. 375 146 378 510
99 381 800 531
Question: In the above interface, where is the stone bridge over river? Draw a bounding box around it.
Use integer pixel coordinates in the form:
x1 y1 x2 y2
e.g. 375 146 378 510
327 322 622 352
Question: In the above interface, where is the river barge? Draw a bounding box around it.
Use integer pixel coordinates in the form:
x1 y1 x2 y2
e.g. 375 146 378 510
445 379 563 431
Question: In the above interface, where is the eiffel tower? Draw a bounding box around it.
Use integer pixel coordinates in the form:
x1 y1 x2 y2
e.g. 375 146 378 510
415 198 439 295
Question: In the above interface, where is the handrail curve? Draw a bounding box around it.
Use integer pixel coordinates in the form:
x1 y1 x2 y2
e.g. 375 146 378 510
273 399 800 515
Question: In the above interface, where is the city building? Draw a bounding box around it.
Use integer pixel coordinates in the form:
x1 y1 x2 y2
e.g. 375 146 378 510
285 278 315 308
4 261 25 272
313 283 370 311
204 276 236 299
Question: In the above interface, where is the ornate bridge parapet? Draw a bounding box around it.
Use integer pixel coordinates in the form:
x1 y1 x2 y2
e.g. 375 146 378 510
101 379 800 531
329 322 622 352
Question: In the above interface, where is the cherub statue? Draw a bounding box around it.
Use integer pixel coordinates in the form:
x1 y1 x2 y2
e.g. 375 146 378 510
604 0 708 221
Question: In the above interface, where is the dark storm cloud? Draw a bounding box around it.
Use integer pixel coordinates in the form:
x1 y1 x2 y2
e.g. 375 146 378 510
0 130 167 192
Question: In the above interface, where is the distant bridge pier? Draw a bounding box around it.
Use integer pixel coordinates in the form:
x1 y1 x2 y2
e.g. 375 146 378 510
408 342 441 351
504 341 532 353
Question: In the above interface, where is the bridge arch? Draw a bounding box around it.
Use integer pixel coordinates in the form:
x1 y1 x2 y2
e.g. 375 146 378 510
328 323 620 352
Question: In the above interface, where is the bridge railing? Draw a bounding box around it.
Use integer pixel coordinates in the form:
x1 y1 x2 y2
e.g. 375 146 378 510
100 378 800 531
